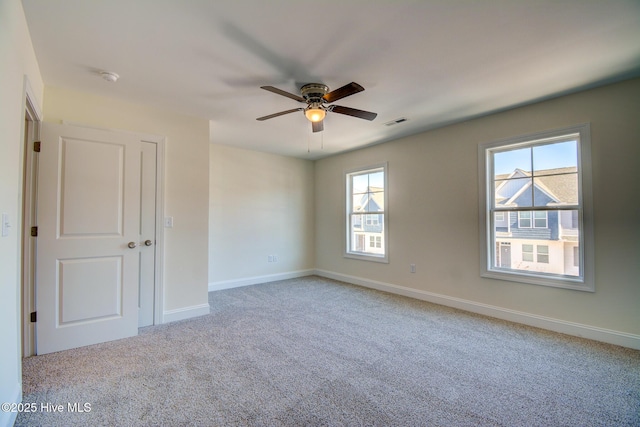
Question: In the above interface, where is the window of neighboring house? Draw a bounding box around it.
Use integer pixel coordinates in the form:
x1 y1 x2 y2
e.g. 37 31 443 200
522 244 534 262
537 245 549 263
518 211 547 228
479 124 594 291
534 211 548 228
346 163 388 262
518 211 532 228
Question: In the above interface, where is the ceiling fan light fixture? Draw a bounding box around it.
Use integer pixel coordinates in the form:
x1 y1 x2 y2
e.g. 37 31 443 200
305 106 325 123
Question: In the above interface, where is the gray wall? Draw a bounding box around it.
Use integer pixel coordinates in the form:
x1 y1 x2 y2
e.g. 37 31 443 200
315 78 640 336
209 144 315 286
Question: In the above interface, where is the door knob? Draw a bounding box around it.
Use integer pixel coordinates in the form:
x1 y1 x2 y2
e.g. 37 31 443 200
144 239 153 246
127 241 137 249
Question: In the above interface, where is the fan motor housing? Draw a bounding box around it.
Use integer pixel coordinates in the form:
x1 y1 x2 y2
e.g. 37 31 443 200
301 83 329 102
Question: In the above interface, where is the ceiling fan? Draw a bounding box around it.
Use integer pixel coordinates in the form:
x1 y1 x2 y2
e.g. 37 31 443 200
256 82 377 132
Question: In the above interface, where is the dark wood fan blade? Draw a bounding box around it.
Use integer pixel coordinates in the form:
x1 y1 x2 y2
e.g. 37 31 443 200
256 108 303 121
331 105 377 121
312 120 324 133
323 82 364 103
260 86 305 102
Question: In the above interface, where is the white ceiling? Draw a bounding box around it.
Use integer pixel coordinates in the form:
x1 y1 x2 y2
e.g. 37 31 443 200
22 0 640 159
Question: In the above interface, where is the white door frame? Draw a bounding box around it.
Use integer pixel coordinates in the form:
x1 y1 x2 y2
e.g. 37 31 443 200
21 116 166 356
21 78 42 357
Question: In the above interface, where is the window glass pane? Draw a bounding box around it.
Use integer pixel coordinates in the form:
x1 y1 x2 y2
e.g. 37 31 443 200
537 245 549 254
368 171 384 189
352 195 366 212
533 173 578 206
351 214 363 230
367 192 384 211
494 177 532 208
494 147 531 180
352 174 369 194
532 141 577 173
558 210 580 241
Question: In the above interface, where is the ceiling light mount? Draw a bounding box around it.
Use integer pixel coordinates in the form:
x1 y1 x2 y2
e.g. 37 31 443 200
100 71 120 83
300 83 329 103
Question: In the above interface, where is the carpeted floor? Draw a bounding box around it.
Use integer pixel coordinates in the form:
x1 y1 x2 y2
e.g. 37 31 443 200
16 276 640 426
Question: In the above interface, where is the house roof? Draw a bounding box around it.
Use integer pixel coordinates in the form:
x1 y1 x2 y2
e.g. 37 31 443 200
354 187 384 213
496 167 578 207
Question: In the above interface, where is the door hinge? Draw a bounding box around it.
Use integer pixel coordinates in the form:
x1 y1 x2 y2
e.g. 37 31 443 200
30 312 37 323
31 226 38 237
34 141 41 152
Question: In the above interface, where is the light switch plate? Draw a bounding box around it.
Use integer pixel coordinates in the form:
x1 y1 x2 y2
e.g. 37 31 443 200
164 216 174 228
1 213 9 237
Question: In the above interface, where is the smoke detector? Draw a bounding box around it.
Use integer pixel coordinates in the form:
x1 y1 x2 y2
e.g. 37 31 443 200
100 71 120 83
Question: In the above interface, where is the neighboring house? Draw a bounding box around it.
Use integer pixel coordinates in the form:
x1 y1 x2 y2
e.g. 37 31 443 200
494 167 580 276
352 186 384 254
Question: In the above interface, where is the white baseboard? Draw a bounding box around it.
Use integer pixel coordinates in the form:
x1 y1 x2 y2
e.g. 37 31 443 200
208 269 315 292
162 303 210 324
315 269 640 350
0 382 20 427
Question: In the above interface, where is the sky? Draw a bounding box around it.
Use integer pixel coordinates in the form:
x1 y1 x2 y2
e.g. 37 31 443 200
493 140 578 176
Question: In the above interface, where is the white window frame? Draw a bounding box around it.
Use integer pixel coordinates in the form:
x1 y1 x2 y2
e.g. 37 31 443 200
478 124 594 291
518 211 532 228
345 163 389 263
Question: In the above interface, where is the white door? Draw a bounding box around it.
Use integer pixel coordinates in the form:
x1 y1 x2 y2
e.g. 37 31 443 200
36 123 142 354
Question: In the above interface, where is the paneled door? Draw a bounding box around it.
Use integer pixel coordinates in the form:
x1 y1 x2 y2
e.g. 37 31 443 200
36 123 142 354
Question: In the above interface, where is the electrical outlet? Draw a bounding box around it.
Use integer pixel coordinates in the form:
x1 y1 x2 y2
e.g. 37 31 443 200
268 255 273 262
410 264 416 273
273 255 278 262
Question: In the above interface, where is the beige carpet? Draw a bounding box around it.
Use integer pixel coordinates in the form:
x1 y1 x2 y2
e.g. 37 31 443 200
16 276 640 426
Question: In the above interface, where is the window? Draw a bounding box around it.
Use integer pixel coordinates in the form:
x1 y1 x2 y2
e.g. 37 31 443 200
479 124 594 291
537 245 549 263
518 211 531 228
518 211 547 228
346 163 388 262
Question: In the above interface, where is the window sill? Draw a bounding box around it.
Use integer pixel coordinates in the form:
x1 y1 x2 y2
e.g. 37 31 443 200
481 268 594 292
344 252 389 263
